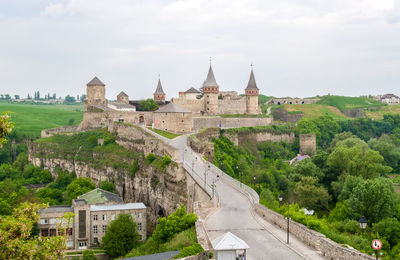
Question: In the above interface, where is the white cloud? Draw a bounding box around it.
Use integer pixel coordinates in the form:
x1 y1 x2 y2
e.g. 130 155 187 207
0 0 399 99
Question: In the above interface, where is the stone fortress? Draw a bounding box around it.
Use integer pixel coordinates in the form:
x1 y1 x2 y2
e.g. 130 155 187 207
79 63 269 133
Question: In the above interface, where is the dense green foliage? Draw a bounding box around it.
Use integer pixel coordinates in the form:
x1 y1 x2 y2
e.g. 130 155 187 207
173 243 204 259
126 205 198 258
137 99 158 111
0 102 82 138
213 114 400 258
65 177 96 202
101 214 140 258
99 180 116 193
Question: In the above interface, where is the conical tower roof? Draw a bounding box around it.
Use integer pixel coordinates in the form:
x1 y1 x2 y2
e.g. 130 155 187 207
203 65 218 87
87 76 105 86
154 79 166 95
245 69 259 90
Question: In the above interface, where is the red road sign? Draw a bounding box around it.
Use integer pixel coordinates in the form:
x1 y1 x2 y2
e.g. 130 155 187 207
372 239 382 250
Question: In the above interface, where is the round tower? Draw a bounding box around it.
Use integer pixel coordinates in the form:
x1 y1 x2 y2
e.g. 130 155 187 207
245 69 259 114
203 64 219 114
85 76 107 111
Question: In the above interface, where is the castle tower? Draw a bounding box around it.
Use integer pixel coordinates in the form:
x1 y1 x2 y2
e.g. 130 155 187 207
117 91 129 104
153 78 166 102
202 64 219 114
85 76 107 112
245 68 259 114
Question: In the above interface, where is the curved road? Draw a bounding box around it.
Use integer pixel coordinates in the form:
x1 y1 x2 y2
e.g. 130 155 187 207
145 129 325 260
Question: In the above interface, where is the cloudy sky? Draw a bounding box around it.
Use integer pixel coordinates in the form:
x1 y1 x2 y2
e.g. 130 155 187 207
1 0 400 99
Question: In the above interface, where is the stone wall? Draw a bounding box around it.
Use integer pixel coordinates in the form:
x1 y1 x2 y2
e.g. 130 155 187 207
192 117 273 131
41 126 78 138
342 109 366 118
153 112 193 134
217 98 247 114
299 134 316 155
108 123 179 161
171 98 205 115
267 98 319 105
254 204 374 260
273 108 304 122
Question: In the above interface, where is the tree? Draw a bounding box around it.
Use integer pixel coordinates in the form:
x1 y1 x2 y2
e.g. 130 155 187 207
64 95 76 103
0 112 14 148
368 135 400 170
14 95 20 99
101 214 140 258
99 180 116 193
66 177 95 201
0 202 70 259
348 178 396 223
137 99 158 111
293 176 330 212
82 249 98 260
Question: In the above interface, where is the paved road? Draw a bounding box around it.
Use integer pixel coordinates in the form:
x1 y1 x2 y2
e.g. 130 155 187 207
144 130 325 260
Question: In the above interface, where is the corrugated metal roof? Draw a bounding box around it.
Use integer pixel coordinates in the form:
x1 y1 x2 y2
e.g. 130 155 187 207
87 76 105 86
90 202 146 212
40 206 73 214
78 188 123 204
245 69 259 90
154 102 191 113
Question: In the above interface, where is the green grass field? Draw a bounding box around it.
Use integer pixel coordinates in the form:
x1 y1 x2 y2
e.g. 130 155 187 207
283 104 346 119
147 127 181 139
316 95 384 110
0 101 83 138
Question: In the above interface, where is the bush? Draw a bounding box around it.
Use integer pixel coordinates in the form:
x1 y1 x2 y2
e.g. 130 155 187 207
161 155 171 169
82 250 97 260
99 180 116 193
130 159 139 177
173 243 203 259
103 136 115 146
88 135 98 147
145 153 156 164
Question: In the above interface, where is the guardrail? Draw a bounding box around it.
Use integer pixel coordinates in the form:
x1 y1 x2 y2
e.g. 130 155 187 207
208 163 259 205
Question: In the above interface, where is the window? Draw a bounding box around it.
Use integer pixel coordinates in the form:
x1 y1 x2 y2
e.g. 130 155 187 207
119 118 124 122
41 229 49 237
138 223 142 231
40 219 48 225
102 225 107 233
138 213 142 219
93 215 98 221
66 240 74 248
93 225 98 234
49 218 56 225
93 237 98 245
102 214 106 221
58 229 64 236
111 214 115 220
67 228 73 236
49 229 57 237
78 241 87 250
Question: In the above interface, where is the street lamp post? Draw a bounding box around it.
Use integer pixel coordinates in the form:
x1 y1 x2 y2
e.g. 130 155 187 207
358 216 368 233
183 148 187 163
287 203 290 244
192 157 197 174
236 165 241 188
278 194 283 208
204 164 210 189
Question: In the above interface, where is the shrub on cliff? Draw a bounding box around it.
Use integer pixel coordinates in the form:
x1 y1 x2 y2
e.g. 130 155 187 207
66 177 95 202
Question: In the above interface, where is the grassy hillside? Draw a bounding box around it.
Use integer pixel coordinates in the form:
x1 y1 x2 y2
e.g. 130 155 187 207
316 95 384 110
283 104 346 119
365 104 400 120
0 102 83 137
258 94 274 104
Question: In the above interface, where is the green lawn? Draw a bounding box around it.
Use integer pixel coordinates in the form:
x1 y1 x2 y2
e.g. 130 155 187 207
283 104 347 119
146 127 181 139
0 101 83 138
316 95 384 110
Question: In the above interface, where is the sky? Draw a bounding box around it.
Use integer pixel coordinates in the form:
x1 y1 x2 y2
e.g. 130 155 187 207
0 0 400 100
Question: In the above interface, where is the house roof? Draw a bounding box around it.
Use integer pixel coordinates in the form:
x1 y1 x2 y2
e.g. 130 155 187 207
203 65 218 87
185 87 201 94
87 76 105 86
40 206 73 214
245 69 259 90
108 102 136 110
154 79 166 95
78 188 123 204
90 202 146 212
154 102 191 113
117 91 128 97
212 232 250 250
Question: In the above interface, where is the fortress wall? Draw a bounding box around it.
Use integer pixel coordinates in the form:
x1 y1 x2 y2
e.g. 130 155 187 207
153 112 193 134
41 126 79 138
108 123 179 161
78 111 153 130
217 99 247 114
299 134 316 155
171 98 204 114
193 117 273 131
254 204 374 260
268 98 319 105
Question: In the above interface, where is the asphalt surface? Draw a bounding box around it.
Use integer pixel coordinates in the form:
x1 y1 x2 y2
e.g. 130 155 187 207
147 131 325 260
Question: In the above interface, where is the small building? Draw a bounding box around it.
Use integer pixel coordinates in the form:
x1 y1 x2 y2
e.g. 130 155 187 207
183 87 201 100
289 154 311 165
108 102 136 111
117 91 130 104
38 188 147 250
153 102 193 133
211 232 249 260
